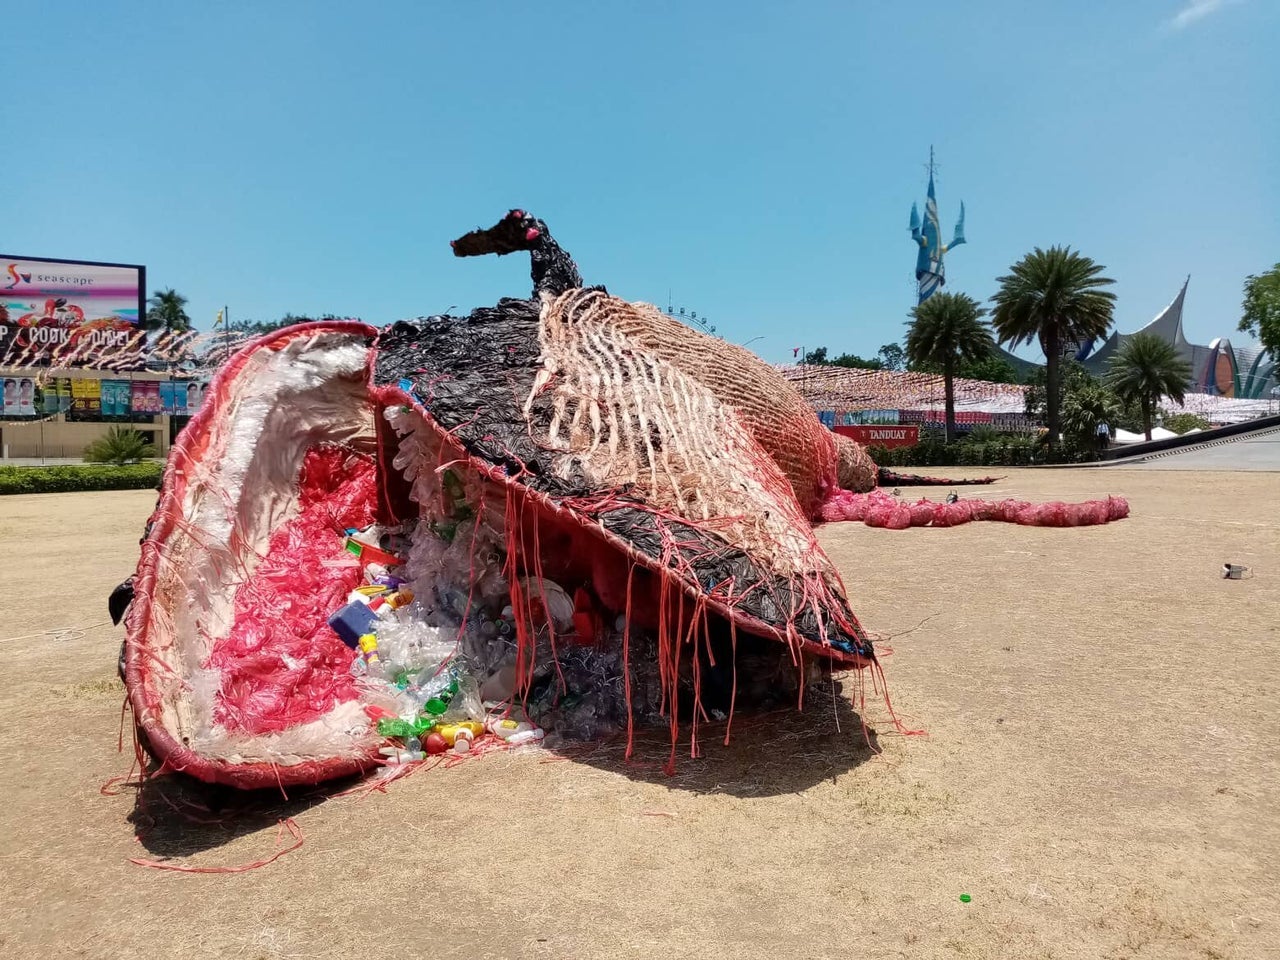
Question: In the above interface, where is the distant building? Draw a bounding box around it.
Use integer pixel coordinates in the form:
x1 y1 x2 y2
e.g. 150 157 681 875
1078 278 1276 399
992 277 1276 399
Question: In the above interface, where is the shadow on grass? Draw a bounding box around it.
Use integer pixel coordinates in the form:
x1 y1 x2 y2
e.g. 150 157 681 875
118 674 883 860
121 771 362 861
549 682 882 798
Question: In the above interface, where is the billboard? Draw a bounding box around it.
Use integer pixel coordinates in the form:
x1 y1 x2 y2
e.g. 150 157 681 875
834 424 921 449
101 379 132 417
2 375 37 416
70 377 102 415
40 377 66 414
1 256 146 369
129 380 160 415
185 380 205 414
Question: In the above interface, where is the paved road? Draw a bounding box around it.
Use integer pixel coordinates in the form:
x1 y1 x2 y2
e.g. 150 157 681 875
1129 427 1280 471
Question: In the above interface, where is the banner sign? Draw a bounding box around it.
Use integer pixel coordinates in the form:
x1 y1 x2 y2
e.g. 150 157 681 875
130 380 162 414
3 375 37 416
837 409 901 426
159 381 197 415
1 256 146 369
70 377 102 415
834 424 921 449
184 380 205 414
40 377 65 414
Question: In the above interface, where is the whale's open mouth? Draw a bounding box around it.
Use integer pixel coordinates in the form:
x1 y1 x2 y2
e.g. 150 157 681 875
124 312 875 789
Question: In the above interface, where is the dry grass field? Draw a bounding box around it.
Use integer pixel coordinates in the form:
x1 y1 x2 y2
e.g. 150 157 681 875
0 466 1275 959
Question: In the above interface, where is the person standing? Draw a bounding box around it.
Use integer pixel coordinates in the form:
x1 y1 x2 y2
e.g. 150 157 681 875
1096 420 1111 451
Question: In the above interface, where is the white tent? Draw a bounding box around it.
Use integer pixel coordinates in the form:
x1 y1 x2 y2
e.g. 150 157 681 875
1113 427 1179 444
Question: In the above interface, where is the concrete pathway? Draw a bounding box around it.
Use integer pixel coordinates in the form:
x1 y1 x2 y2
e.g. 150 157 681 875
1129 426 1280 471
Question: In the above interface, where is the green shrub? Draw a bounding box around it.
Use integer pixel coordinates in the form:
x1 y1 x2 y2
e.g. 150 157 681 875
84 427 157 464
865 435 1040 468
0 462 164 495
967 424 1001 444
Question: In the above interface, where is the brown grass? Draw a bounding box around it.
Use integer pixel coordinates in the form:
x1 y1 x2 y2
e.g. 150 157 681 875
0 469 1275 959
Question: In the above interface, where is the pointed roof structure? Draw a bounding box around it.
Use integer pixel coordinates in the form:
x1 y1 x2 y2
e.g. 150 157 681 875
1077 276 1277 398
1082 276 1191 373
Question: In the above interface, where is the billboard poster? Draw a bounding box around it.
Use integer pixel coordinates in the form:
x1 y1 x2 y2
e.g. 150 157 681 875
183 380 205 415
130 381 149 415
100 379 117 416
59 377 74 412
3 376 34 415
128 380 163 414
1 256 146 369
834 425 921 449
160 381 175 415
71 377 101 415
40 377 62 414
105 379 133 417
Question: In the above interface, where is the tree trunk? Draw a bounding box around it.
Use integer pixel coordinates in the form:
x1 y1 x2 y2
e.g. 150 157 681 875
944 359 956 443
1045 330 1061 456
1143 397 1152 441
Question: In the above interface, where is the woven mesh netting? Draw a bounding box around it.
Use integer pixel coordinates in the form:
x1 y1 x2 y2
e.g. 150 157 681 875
372 290 873 661
117 211 1129 790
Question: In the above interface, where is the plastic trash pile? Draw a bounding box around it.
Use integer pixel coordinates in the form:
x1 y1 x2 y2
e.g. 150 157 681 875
322 466 668 765
323 515 538 763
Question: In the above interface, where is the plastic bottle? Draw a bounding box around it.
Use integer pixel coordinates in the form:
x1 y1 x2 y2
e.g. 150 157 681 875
376 717 418 738
378 744 423 764
433 721 484 747
486 715 545 745
384 589 414 610
421 673 460 716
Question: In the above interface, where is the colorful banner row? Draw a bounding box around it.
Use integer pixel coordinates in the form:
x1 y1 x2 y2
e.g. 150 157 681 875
2 377 206 417
818 409 1041 434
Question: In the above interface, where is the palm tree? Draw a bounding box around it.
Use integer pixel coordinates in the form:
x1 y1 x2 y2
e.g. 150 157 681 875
144 288 192 332
1105 332 1192 440
990 247 1116 454
84 427 157 464
905 291 995 442
1060 383 1122 457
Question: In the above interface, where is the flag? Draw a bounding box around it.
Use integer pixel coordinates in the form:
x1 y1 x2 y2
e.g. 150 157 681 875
214 309 224 328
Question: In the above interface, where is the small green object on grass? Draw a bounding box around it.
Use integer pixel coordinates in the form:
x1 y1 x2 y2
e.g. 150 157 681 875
959 894 972 903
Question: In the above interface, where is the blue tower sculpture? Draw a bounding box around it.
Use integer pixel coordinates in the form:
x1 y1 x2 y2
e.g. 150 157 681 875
909 147 966 303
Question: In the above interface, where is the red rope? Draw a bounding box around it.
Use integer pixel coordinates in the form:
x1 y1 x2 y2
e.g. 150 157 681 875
622 563 636 760
128 818 304 874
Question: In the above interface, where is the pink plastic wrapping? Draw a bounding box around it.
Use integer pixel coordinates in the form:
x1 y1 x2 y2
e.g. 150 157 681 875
207 445 377 734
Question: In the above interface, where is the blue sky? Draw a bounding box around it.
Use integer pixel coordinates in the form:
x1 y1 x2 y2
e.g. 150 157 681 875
3 0 1276 364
